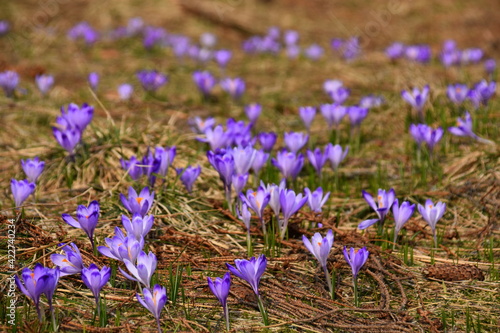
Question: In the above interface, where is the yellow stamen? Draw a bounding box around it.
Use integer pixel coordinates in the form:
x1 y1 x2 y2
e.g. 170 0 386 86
136 197 143 204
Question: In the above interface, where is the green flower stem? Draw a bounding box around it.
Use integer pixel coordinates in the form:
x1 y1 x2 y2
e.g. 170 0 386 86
156 317 162 333
323 265 333 299
256 294 269 326
353 278 359 307
223 303 230 331
246 230 253 257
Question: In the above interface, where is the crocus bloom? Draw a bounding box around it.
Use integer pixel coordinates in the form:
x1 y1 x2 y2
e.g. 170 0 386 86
137 285 168 332
286 45 301 58
468 80 496 108
189 116 215 134
231 146 256 175
258 132 277 152
279 189 307 238
304 44 323 60
271 150 304 180
220 77 245 100
245 103 262 124
207 151 235 195
120 156 144 180
120 187 155 217
120 251 157 288
347 106 369 127
409 124 427 147
320 103 346 128
60 103 94 132
67 21 99 45
401 85 430 118
328 86 350 104
385 42 405 59
307 147 329 177
284 30 299 45
418 199 446 247
118 83 133 100
260 179 286 218
214 49 232 68
302 229 334 268
284 132 309 153
62 201 100 248
405 45 431 63
448 112 493 144
15 264 60 321
239 187 270 223
81 264 111 309
299 106 316 131
35 74 54 95
484 59 496 74
137 70 168 92
423 127 444 153
176 165 201 193
88 72 99 91
11 179 35 207
193 70 216 97
392 199 416 245
447 83 469 105
155 146 176 178
226 255 267 296
0 20 10 35
122 213 154 240
304 187 330 213
201 125 232 151
358 188 396 230
343 247 369 280
232 173 249 194
238 202 252 231
251 149 269 176
0 70 19 97
359 95 384 109
207 272 231 331
326 144 348 171
98 227 144 263
21 157 45 183
50 243 84 276
52 117 82 154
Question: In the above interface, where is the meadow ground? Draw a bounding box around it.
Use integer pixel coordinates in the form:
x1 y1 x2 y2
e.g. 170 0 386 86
0 0 499 332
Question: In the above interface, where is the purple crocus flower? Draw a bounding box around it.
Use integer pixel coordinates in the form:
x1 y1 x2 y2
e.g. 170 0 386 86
448 112 493 144
176 165 201 193
193 70 217 97
88 72 99 91
62 201 100 249
423 127 444 153
35 74 54 96
137 285 168 333
385 42 405 59
343 247 369 280
122 213 154 241
207 150 235 195
286 45 301 58
21 157 45 183
231 146 256 175
401 85 430 119
284 132 309 153
303 229 334 296
120 251 157 288
137 70 168 92
304 187 330 213
67 21 99 45
142 26 167 49
326 144 348 171
484 59 496 75
329 86 350 104
260 179 286 218
392 199 416 245
279 189 307 239
214 49 232 68
81 264 111 310
299 106 316 131
272 150 304 180
200 32 217 47
359 95 384 109
207 272 231 331
304 44 324 60
118 83 133 100
232 173 249 195
120 186 155 217
120 156 144 180
52 118 82 154
239 187 270 234
11 179 35 207
307 147 329 177
284 30 299 45
226 255 266 296
201 125 232 151
358 188 396 230
347 106 369 127
238 202 252 231
0 70 19 97
447 83 469 105
251 149 269 176
189 116 215 134
60 103 94 132
50 243 84 276
258 132 277 152
245 103 262 124
418 199 446 247
154 146 176 178
15 264 60 321
460 48 483 64
220 77 245 100
405 45 431 63
198 48 213 63
0 20 10 36
320 104 347 129
98 227 144 263
468 80 496 108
